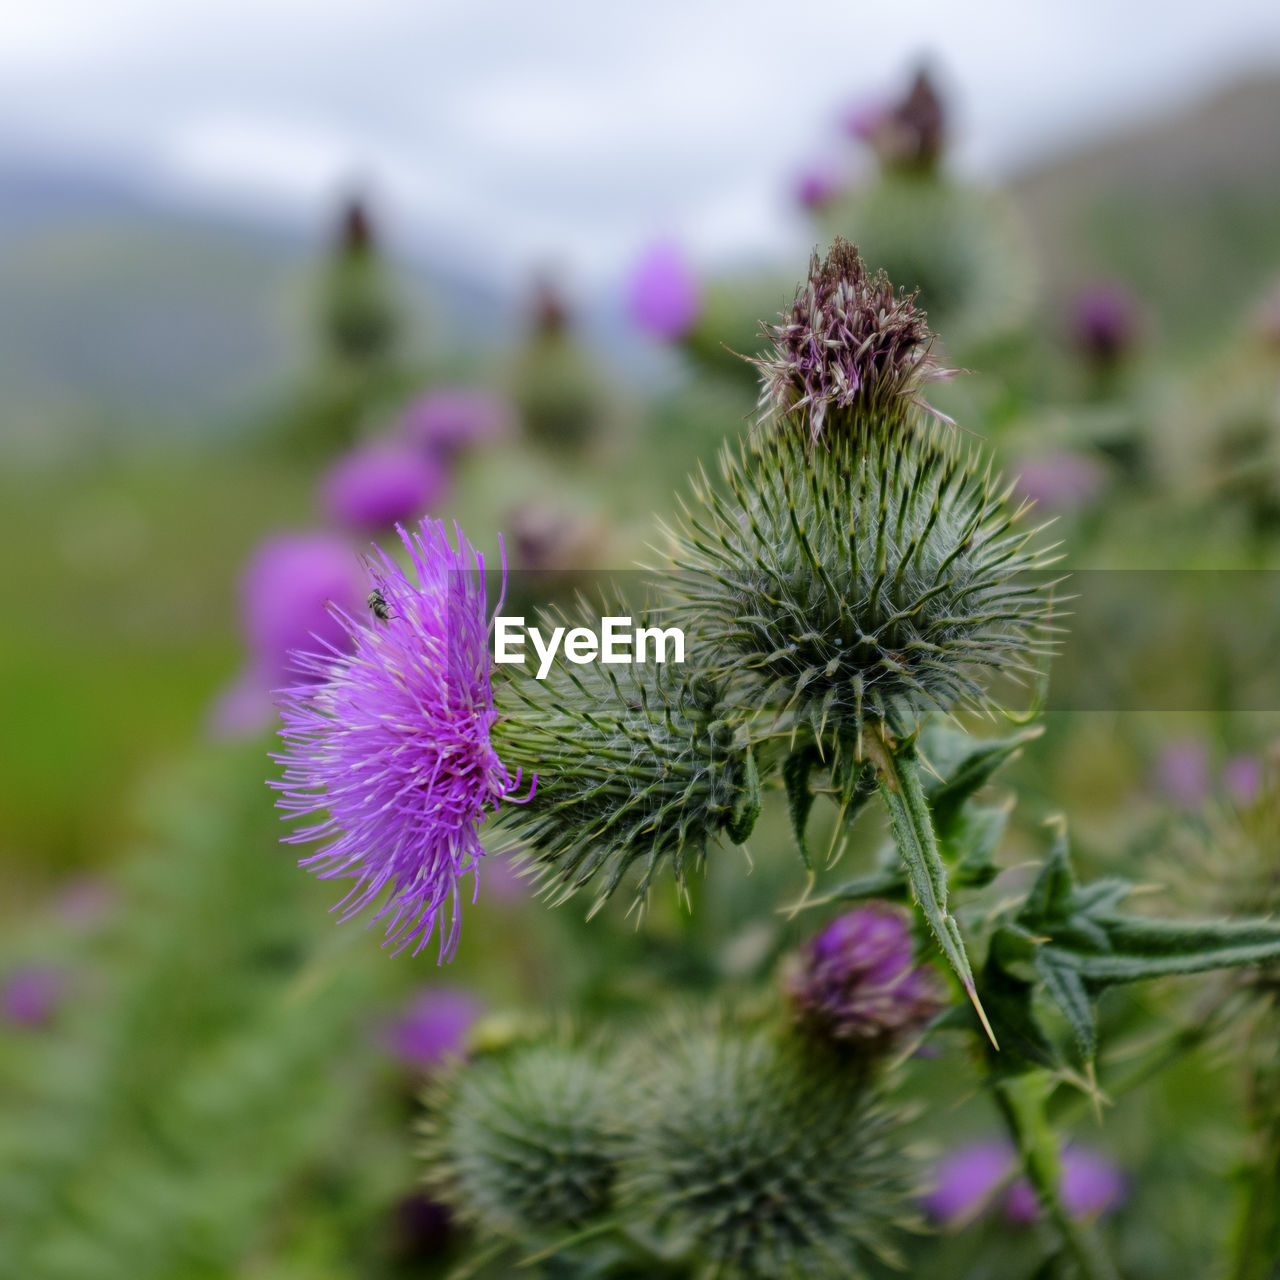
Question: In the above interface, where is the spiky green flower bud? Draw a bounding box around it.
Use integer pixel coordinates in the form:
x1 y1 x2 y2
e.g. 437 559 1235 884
496 643 761 911
420 1040 620 1238
669 426 1055 745
753 238 951 445
621 1020 918 1278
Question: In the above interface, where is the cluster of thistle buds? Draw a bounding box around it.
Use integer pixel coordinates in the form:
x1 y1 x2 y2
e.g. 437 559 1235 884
273 237 1057 1045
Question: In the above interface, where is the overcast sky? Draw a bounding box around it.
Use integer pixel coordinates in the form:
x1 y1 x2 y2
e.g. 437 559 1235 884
3 1 1280 288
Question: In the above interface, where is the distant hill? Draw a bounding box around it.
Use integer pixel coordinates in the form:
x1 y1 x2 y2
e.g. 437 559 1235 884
3 74 1280 454
1010 73 1280 349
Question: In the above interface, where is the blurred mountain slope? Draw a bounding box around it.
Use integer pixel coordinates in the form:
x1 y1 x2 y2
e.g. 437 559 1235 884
1010 73 1280 348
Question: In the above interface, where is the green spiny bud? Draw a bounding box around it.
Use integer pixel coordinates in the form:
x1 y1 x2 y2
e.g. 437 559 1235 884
667 426 1056 746
620 1019 919 1278
420 1039 620 1238
496 644 761 912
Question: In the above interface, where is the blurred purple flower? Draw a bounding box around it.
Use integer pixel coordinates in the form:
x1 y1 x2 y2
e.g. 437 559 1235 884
273 518 533 959
390 1191 455 1260
1013 452 1106 514
1223 755 1263 807
626 240 702 341
842 97 889 142
1156 739 1211 809
1005 1146 1127 1224
56 877 116 929
403 388 516 459
795 167 843 212
210 533 364 739
1072 282 1141 365
787 903 946 1049
923 1140 1015 1224
385 985 482 1069
2 967 66 1028
322 441 448 533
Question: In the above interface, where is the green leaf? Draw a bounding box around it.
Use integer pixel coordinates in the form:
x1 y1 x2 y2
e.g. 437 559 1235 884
781 746 818 868
939 803 1008 886
920 723 1042 830
1036 953 1097 1061
725 746 762 845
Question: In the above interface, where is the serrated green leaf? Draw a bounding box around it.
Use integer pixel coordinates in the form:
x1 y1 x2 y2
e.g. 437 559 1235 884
939 803 1008 886
781 747 818 868
1036 953 1097 1061
921 723 1042 829
725 746 762 845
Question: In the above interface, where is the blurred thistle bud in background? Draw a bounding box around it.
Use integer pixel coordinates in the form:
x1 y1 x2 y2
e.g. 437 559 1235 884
860 67 948 176
1011 450 1108 516
621 1019 920 1277
383 985 483 1074
420 1038 621 1239
1 967 67 1029
626 239 702 341
319 195 401 367
785 904 946 1052
1071 280 1142 369
320 439 449 533
402 386 517 460
210 532 364 739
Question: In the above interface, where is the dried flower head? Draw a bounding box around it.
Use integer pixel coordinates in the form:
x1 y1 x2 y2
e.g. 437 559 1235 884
622 1020 919 1277
495 648 760 913
754 238 951 445
272 518 531 960
787 904 947 1050
421 1039 621 1238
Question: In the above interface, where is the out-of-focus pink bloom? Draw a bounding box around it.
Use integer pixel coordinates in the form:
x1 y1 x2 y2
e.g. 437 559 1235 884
210 533 364 739
384 986 483 1070
322 441 448 533
1013 452 1107 514
1156 739 1211 809
2 967 66 1028
795 168 844 212
1072 282 1141 366
626 241 702 341
1223 755 1264 807
923 1140 1015 1224
842 97 889 142
56 877 116 929
403 389 517 458
1005 1146 1127 1224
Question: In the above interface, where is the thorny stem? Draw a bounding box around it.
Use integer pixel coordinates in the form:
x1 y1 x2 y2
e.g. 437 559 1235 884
868 723 998 1047
995 1074 1121 1280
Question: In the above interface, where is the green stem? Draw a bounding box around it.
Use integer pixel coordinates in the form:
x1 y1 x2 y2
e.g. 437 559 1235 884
868 725 998 1047
995 1075 1121 1280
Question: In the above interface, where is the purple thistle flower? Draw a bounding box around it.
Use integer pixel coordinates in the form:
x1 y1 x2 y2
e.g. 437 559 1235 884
210 533 365 739
1156 738 1210 810
1005 1146 1127 1224
322 440 449 533
1013 451 1107 514
626 240 702 341
794 167 844 213
787 903 947 1049
384 985 482 1069
273 518 532 960
403 388 516 459
2 967 66 1028
923 1140 1016 1225
842 96 890 142
1072 282 1141 366
1224 754 1264 807
754 238 952 444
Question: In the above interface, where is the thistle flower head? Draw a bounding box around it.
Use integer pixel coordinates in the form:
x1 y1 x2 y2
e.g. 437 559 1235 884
922 1140 1015 1225
622 1021 919 1277
403 388 516 459
669 428 1057 743
627 239 702 340
384 985 483 1070
786 904 947 1050
321 440 448 533
420 1040 620 1237
495 645 760 911
1071 281 1141 366
1012 450 1107 515
754 238 950 445
272 518 530 960
2 967 66 1028
1004 1146 1126 1224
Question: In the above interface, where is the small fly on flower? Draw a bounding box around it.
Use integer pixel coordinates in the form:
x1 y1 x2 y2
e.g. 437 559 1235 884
367 587 393 622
